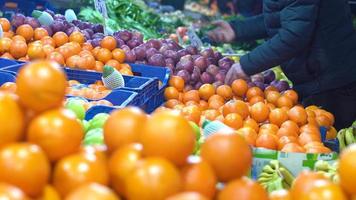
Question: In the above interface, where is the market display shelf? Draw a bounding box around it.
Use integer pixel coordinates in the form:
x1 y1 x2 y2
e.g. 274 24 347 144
0 63 159 106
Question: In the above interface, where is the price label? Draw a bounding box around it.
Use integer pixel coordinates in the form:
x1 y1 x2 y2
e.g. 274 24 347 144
187 26 203 49
94 0 108 18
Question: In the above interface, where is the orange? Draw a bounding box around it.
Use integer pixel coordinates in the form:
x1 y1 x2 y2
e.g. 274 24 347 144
181 159 217 198
104 107 147 152
53 150 109 197
256 133 279 150
0 18 11 32
166 192 209 200
12 35 26 42
140 110 195 166
120 68 133 76
288 106 308 126
34 28 49 40
82 42 93 51
290 171 328 199
218 177 268 200
42 44 55 57
231 79 248 97
199 100 209 110
96 48 113 63
108 143 142 197
16 61 67 112
165 86 180 100
16 24 34 42
266 91 281 105
281 143 305 153
27 43 46 60
0 93 25 147
9 40 27 59
260 124 281 133
265 86 279 95
250 102 270 123
216 85 233 100
182 105 202 124
222 100 249 119
201 132 252 182
199 84 215 101
224 113 243 129
269 108 289 127
69 31 85 44
105 59 121 70
48 51 65 65
52 32 69 47
0 37 12 53
236 127 258 146
112 48 126 63
281 120 300 135
300 180 347 200
315 113 332 128
77 54 95 70
339 144 356 195
243 118 259 133
246 87 264 101
0 182 30 200
183 90 200 103
202 109 221 121
276 128 298 138
165 99 181 108
41 36 56 47
101 36 117 51
277 96 293 109
0 82 16 93
27 108 84 161
125 157 182 200
278 136 298 150
3 31 14 38
65 55 80 68
298 132 321 146
1 52 14 59
208 99 224 110
249 95 265 105
269 189 291 200
0 143 50 197
95 61 104 72
326 126 337 139
65 183 120 200
208 94 225 104
283 90 298 104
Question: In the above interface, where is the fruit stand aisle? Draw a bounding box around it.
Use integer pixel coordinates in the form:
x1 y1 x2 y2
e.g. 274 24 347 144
0 1 355 200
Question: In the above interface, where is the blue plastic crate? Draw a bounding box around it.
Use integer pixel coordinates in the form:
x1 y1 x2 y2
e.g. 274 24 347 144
1 63 159 106
129 63 171 113
85 105 116 121
320 126 339 153
0 58 19 69
0 71 15 85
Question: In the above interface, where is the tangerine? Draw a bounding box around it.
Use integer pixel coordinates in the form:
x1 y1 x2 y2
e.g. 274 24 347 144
216 85 233 100
16 24 34 41
218 177 268 200
69 31 85 44
269 108 289 127
224 113 243 129
34 28 48 40
53 32 69 47
0 18 11 32
246 87 264 101
199 84 215 101
9 40 27 59
112 48 126 63
288 106 308 126
250 102 270 123
256 133 279 150
165 86 179 100
183 90 200 103
231 79 248 97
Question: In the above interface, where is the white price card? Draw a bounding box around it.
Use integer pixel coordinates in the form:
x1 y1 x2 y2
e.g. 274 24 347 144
94 0 108 18
187 26 203 49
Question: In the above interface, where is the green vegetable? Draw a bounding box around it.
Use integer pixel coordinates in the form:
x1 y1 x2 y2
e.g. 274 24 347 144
84 128 104 145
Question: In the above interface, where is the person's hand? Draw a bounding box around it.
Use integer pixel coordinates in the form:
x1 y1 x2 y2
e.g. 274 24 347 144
225 62 250 85
207 20 236 43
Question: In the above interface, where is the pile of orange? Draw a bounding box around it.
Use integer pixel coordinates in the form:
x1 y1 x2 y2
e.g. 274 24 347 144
0 60 355 200
164 76 336 154
0 18 132 75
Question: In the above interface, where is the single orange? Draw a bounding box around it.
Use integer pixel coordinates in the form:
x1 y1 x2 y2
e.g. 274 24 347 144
249 95 265 105
27 43 46 60
256 133 279 150
34 28 49 40
222 100 249 119
269 108 289 127
266 91 281 105
48 52 65 65
224 113 243 129
199 84 215 101
105 59 121 70
231 79 248 97
278 136 299 150
16 24 34 42
12 35 26 42
243 118 259 133
41 36 56 47
236 127 258 146
112 48 126 63
250 102 270 123
283 90 298 104
276 127 298 138
52 32 69 47
216 85 233 100
202 109 221 121
181 105 202 124
246 87 264 101
288 106 308 126
0 18 11 32
101 36 117 51
183 90 200 103
339 144 356 195
0 37 12 53
69 31 85 44
165 86 179 100
9 40 27 59
96 48 113 63
218 177 268 200
277 96 294 109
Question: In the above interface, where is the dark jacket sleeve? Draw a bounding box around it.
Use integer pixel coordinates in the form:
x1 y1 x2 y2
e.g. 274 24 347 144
240 0 320 76
229 14 268 41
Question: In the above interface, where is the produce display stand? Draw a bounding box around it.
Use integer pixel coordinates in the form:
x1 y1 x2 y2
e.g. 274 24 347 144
0 58 171 117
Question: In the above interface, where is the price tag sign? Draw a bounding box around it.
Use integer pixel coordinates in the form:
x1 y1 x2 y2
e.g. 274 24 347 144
94 0 108 18
187 26 203 49
94 0 108 34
